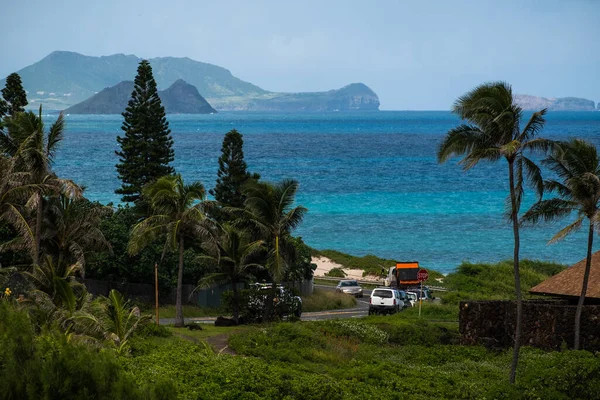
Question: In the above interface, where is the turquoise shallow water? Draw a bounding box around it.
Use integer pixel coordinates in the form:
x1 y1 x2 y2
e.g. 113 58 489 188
49 111 600 273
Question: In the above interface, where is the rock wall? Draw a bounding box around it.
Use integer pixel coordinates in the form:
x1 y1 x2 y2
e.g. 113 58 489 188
459 300 600 351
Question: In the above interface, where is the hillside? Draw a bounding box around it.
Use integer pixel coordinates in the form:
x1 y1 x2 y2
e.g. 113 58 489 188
1 51 379 112
65 79 217 114
515 94 596 111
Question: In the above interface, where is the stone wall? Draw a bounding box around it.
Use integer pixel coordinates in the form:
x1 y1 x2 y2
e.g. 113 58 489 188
459 300 600 351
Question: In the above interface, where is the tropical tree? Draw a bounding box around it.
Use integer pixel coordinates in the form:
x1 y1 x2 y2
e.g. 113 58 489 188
240 179 306 320
1 73 28 117
522 139 600 350
42 195 111 278
0 108 78 264
128 174 213 327
115 60 174 205
0 155 37 260
198 224 264 323
210 129 259 209
73 289 150 354
437 81 551 383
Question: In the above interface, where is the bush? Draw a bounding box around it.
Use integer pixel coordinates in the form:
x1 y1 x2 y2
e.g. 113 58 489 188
325 267 346 277
0 302 167 399
136 322 173 338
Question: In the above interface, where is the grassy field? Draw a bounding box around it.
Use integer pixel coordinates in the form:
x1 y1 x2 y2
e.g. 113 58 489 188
141 304 223 319
124 302 599 399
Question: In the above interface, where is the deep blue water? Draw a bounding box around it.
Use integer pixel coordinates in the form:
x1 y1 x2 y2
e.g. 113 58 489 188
50 111 600 273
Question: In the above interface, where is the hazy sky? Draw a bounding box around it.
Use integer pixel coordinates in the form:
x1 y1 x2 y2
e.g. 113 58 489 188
2 0 599 110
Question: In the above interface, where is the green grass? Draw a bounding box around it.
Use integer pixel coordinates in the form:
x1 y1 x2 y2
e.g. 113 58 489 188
441 259 568 304
301 288 357 312
121 302 600 399
167 325 244 341
141 304 223 319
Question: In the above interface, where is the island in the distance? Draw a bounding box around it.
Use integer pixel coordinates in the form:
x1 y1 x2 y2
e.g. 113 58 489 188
65 79 217 114
2 51 380 112
515 94 597 111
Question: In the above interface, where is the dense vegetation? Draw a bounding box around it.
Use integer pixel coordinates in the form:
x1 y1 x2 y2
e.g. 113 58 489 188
114 307 600 399
441 259 567 304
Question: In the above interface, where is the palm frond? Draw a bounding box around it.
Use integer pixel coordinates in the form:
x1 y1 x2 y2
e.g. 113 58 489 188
549 217 584 244
521 198 579 225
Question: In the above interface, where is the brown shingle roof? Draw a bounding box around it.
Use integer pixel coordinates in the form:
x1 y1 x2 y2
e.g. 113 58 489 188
530 251 600 299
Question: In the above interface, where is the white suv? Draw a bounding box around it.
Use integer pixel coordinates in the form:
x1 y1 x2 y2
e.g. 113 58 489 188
368 288 404 315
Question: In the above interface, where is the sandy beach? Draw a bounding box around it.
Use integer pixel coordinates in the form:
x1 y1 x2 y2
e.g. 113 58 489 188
311 256 383 282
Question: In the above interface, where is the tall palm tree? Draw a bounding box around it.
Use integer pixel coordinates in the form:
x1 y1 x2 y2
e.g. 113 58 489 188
128 174 213 327
43 194 111 278
437 81 551 383
0 108 78 264
242 179 307 282
240 179 306 321
198 224 265 323
522 139 600 350
0 155 37 258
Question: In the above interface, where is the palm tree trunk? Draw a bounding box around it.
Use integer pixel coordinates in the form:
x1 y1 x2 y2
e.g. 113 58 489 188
232 277 239 324
508 160 523 385
175 234 185 328
35 191 43 265
574 221 594 350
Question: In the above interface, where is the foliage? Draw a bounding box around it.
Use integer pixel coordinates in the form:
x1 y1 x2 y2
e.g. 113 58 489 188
241 179 307 283
325 266 346 277
0 301 168 400
115 60 174 204
1 72 28 116
209 129 258 210
300 288 356 312
73 289 151 354
129 174 213 327
441 259 566 304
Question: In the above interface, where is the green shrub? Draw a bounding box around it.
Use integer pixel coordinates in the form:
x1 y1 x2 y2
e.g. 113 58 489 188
320 319 389 344
325 267 346 277
0 302 166 400
136 322 173 338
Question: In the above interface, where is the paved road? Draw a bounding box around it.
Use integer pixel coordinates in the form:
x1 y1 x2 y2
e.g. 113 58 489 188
160 285 372 325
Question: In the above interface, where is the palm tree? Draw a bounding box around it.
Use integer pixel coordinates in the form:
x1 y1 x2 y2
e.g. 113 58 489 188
522 139 600 350
128 174 213 327
0 108 79 264
73 289 150 354
240 179 307 320
437 81 551 383
0 155 37 259
198 224 265 323
43 194 111 278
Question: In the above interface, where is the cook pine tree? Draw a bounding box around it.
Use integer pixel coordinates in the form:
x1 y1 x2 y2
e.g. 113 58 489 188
1 72 28 124
210 129 259 210
115 60 174 205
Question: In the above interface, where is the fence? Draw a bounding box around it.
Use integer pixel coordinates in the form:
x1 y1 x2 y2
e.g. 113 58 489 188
82 278 314 307
459 300 600 351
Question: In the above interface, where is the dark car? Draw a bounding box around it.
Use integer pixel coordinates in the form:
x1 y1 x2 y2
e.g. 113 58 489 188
246 283 302 321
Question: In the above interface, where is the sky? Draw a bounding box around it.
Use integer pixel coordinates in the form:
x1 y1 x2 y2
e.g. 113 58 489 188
1 0 599 110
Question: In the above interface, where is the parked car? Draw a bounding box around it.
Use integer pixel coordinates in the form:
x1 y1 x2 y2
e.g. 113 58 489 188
368 288 404 315
397 290 411 309
406 291 417 307
246 283 302 321
336 280 364 297
407 287 433 302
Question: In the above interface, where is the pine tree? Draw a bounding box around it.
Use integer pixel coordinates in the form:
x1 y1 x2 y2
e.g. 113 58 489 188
115 60 174 204
210 129 258 208
1 73 28 116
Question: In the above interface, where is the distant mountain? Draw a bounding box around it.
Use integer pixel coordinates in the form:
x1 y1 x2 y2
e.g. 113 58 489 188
1 51 379 112
65 79 216 114
515 94 596 111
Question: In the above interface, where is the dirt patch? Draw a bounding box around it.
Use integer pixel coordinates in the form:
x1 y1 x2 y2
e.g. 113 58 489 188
205 333 236 355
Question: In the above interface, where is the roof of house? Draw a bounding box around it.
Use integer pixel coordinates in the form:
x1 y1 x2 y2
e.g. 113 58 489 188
530 251 600 299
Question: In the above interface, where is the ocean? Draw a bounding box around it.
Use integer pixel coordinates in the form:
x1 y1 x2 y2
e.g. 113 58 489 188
50 111 600 273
